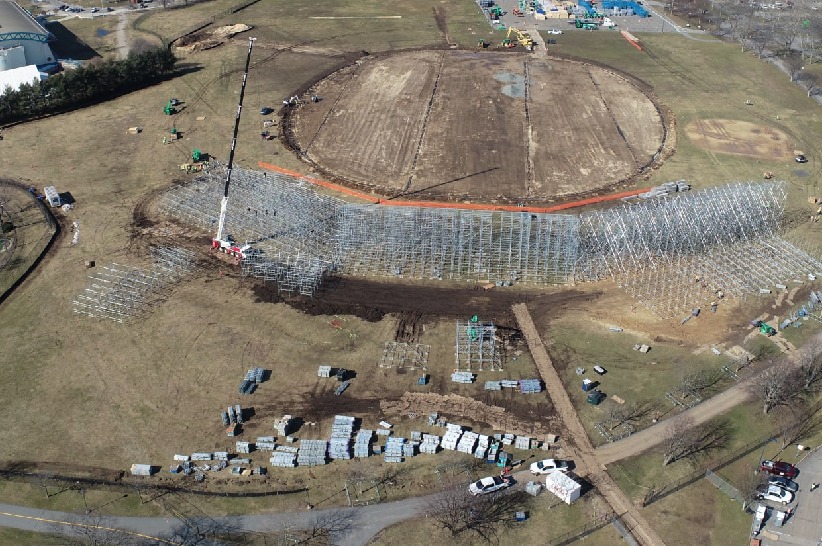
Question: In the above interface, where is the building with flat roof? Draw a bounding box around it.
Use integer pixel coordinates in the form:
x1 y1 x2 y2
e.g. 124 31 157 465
0 0 55 70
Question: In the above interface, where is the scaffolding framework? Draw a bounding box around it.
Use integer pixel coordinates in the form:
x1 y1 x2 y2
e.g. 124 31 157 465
378 341 430 370
72 247 196 322
577 181 822 317
455 319 501 371
158 163 580 295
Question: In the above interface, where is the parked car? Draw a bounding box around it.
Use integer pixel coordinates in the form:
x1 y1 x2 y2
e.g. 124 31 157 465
758 484 794 504
530 459 571 475
769 476 799 493
760 460 799 479
260 107 274 115
795 154 808 163
468 475 509 496
547 28 563 34
90 7 98 12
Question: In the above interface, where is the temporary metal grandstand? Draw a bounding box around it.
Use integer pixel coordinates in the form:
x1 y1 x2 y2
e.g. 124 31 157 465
72 247 196 322
577 181 822 317
158 164 581 295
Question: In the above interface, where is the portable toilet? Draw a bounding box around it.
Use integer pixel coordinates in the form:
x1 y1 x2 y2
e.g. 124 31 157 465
497 451 511 467
581 378 594 392
43 186 61 207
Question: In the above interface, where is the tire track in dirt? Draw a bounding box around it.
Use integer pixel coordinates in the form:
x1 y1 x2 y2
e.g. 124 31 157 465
303 65 361 157
586 68 639 169
523 59 535 197
400 52 445 195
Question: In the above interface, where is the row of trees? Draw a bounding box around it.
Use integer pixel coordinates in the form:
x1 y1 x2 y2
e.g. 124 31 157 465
0 47 176 125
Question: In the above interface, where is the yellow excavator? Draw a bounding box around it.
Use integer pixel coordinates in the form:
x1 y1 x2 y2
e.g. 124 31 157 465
502 27 536 50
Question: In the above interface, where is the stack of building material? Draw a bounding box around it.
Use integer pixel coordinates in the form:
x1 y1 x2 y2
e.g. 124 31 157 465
173 454 190 462
457 431 478 454
526 481 544 496
515 436 531 450
329 415 355 460
214 451 229 461
270 451 297 468
419 434 440 454
256 437 277 451
190 452 213 461
484 381 502 391
402 442 416 458
317 365 332 378
220 411 229 426
500 379 519 389
234 404 244 424
501 433 515 446
383 437 405 463
274 415 295 437
375 428 391 437
441 423 464 451
297 440 328 466
427 412 439 425
410 431 422 442
236 441 253 454
474 434 490 459
451 371 475 384
519 379 542 394
354 430 372 458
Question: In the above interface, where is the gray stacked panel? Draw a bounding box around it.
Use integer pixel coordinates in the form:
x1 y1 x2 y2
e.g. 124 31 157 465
221 411 229 426
235 404 243 424
214 452 230 461
402 442 416 458
501 379 519 388
228 457 250 465
519 379 542 394
485 381 502 391
354 430 373 458
297 439 328 466
270 451 297 468
190 452 213 461
451 371 475 384
514 436 531 450
227 406 236 424
457 431 478 454
427 413 439 426
441 424 463 451
256 437 277 451
375 428 391 436
236 441 253 454
318 365 332 377
420 434 440 454
384 437 405 463
501 434 515 446
474 434 490 459
329 415 355 460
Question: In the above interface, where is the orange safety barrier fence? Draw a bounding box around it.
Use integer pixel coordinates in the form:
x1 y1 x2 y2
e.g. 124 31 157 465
258 162 652 212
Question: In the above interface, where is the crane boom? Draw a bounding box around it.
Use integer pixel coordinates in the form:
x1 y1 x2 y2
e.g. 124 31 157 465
214 37 255 247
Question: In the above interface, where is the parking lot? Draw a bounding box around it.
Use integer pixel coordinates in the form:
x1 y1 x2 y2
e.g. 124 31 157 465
759 448 822 546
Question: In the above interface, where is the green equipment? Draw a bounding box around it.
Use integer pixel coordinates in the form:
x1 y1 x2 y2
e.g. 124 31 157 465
164 100 175 115
489 6 502 16
192 148 202 162
575 19 599 30
760 322 776 336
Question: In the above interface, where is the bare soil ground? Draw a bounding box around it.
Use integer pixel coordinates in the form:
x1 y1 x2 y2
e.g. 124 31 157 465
683 118 796 162
290 50 667 204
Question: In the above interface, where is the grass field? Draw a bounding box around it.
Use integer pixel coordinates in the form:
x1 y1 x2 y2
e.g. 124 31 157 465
367 490 627 546
1 0 822 541
0 526 66 546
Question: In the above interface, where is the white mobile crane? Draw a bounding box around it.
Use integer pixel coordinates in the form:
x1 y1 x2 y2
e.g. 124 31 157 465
211 37 255 259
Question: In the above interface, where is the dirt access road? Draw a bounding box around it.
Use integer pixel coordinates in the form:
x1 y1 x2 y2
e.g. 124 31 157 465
513 303 666 546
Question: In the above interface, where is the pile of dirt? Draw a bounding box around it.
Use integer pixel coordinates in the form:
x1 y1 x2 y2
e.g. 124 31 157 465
380 392 551 436
175 24 252 53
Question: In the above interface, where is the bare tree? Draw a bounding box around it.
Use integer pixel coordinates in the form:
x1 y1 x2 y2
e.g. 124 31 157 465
737 466 768 511
426 486 530 543
662 416 732 466
749 25 774 58
749 361 805 414
49 513 135 546
676 368 722 399
773 14 801 54
796 340 822 389
605 399 658 431
799 71 822 96
783 53 805 82
285 510 357 545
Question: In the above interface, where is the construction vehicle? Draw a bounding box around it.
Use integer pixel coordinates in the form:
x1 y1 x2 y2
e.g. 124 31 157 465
505 27 536 50
489 6 503 17
477 38 490 48
760 322 777 336
513 7 524 16
575 18 599 29
164 100 176 115
211 37 256 261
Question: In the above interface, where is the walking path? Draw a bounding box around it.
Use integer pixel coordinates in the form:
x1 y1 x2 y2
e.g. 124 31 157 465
116 13 129 60
512 303 665 546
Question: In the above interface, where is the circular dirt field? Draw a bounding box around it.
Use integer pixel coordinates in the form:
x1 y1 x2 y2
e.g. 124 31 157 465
289 50 668 203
